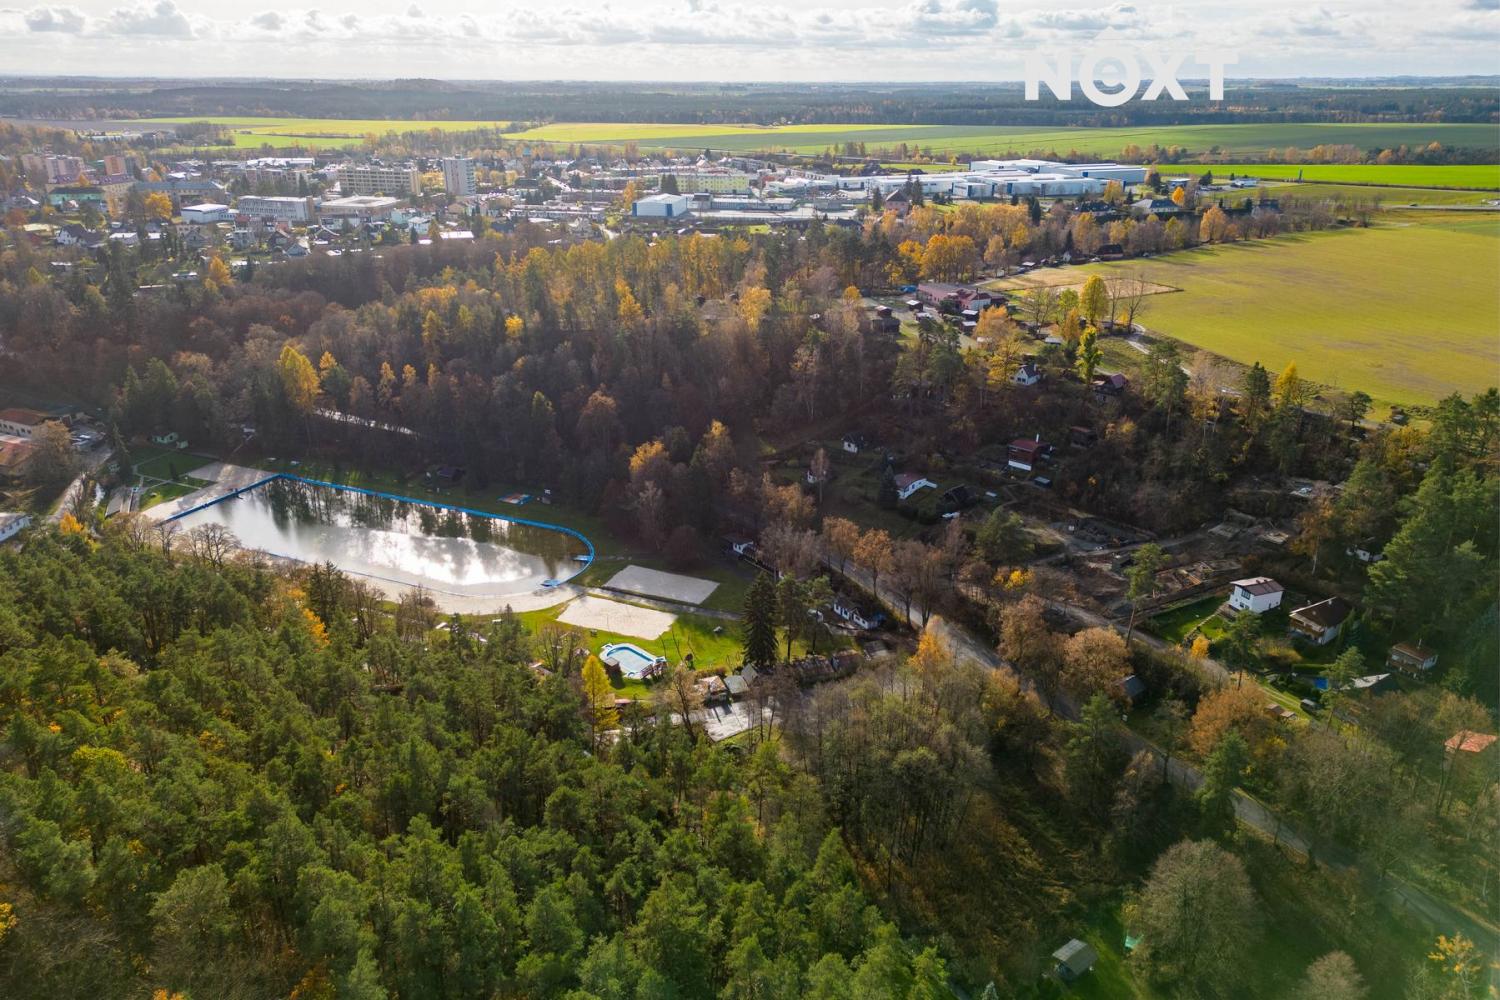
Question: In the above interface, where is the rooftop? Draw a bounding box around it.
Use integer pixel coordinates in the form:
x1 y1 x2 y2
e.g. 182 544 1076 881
1291 596 1353 628
1446 731 1498 754
1232 577 1285 596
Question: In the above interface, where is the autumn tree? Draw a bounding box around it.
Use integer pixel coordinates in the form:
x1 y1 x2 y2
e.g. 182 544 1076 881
580 654 619 750
1127 839 1261 993
1075 327 1103 385
1061 626 1128 702
1291 951 1367 1000
1079 274 1108 328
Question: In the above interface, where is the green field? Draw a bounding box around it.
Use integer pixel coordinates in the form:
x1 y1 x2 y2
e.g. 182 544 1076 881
1077 216 1500 407
508 122 1500 159
1189 163 1500 189
1256 183 1499 206
140 116 1500 159
143 116 513 149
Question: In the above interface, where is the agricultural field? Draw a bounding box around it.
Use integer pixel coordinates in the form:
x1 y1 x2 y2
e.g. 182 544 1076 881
1070 215 1500 408
142 115 513 149
1256 183 1499 206
140 116 1500 159
509 122 1500 159
1190 163 1500 189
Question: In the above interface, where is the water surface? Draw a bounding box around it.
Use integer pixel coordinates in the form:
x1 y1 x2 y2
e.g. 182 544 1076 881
171 478 587 599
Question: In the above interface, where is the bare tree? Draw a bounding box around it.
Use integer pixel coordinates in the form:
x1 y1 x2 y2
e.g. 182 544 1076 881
809 447 831 505
536 623 587 676
1114 272 1152 331
394 585 438 642
665 662 702 740
186 523 239 569
151 520 182 562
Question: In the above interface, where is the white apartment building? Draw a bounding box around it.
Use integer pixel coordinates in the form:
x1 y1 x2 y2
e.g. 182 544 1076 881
442 157 477 196
667 171 754 195
340 164 420 197
236 195 317 224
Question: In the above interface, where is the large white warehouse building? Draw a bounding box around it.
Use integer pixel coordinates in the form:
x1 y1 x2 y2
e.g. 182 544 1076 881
767 159 1147 201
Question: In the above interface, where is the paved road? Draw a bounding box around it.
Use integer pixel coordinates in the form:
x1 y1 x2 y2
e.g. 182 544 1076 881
46 444 114 524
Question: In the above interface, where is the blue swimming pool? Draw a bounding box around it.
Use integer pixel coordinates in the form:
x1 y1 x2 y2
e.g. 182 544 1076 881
601 642 666 680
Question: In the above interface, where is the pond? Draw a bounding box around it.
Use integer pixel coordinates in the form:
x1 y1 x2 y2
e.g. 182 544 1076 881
169 477 590 603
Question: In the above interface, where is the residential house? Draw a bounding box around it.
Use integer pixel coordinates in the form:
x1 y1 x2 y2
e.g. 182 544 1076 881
1288 596 1353 646
842 432 869 454
1228 577 1285 615
0 439 33 479
1388 642 1438 675
0 408 49 438
1118 674 1148 705
1012 362 1043 387
894 473 936 501
723 534 757 558
0 511 31 543
55 223 104 249
915 282 1001 314
831 594 885 631
1007 437 1049 473
1092 372 1128 397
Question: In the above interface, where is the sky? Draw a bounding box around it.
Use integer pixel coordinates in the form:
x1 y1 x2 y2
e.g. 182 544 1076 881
0 0 1497 81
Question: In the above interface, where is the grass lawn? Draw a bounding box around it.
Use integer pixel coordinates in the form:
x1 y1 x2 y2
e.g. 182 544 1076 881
137 477 211 511
1142 593 1227 645
1197 163 1500 189
1074 216 1500 407
521 599 747 668
506 596 847 702
134 449 210 483
1257 183 1499 206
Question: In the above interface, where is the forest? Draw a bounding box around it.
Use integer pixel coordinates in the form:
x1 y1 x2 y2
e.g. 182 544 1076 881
1 78 1497 128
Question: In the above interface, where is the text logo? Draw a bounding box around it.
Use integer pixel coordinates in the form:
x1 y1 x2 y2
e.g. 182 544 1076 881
1025 49 1238 107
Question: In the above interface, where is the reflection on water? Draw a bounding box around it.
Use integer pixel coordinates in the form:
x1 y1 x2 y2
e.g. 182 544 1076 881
171 478 586 597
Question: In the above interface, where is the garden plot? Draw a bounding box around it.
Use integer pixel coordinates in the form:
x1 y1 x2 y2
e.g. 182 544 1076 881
604 565 719 605
557 596 677 640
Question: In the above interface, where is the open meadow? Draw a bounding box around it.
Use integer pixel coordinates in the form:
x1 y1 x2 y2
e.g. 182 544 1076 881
1072 215 1500 407
1197 163 1500 189
1257 182 1499 206
142 115 514 149
141 116 1500 159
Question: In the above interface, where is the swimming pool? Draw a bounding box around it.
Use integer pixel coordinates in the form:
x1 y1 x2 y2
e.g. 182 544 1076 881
600 642 667 680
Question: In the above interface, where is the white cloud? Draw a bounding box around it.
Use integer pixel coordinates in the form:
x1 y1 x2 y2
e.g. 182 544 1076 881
23 4 83 31
101 0 194 36
0 0 1496 77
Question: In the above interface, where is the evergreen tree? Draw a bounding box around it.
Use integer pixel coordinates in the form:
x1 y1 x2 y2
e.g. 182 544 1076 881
1196 731 1248 835
742 572 779 669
